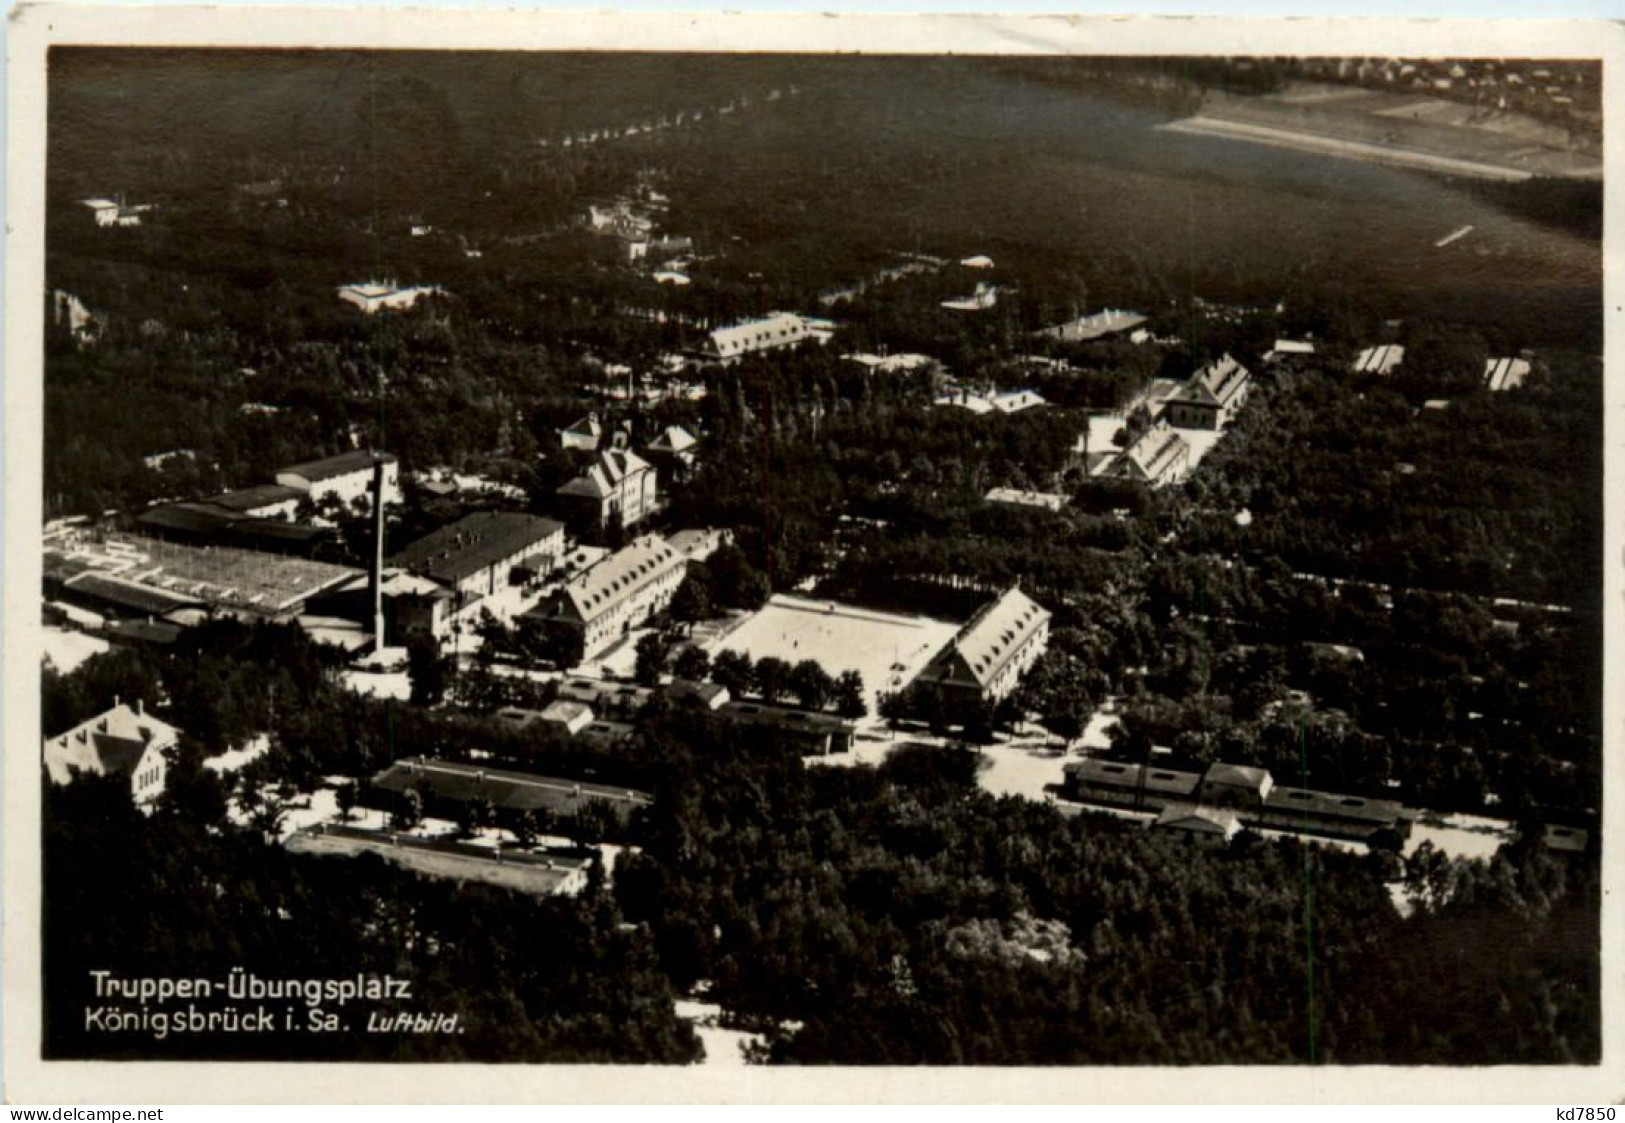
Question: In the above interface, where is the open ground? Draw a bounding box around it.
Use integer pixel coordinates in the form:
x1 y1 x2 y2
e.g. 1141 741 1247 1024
708 594 959 712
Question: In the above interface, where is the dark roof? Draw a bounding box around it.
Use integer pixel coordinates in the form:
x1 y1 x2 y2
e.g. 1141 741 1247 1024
391 512 564 586
279 450 397 482
370 758 650 820
227 520 330 548
1063 759 1202 798
136 502 236 536
1261 786 1406 826
136 503 330 551
665 679 729 706
1543 824 1589 853
719 701 854 736
106 618 185 645
210 484 305 512
65 572 202 615
1153 802 1240 834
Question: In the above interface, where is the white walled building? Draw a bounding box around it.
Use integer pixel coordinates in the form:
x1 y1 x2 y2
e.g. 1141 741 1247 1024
916 586 1052 707
275 451 401 509
527 534 688 660
43 699 179 807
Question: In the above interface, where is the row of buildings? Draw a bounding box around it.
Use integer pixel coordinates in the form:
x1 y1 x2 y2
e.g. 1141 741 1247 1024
1062 757 1414 844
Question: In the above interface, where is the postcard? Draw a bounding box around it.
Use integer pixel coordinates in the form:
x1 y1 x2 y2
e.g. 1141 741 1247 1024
5 7 1621 1105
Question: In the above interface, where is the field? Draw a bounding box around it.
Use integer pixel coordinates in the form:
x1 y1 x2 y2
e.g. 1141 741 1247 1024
708 594 959 712
1174 83 1603 181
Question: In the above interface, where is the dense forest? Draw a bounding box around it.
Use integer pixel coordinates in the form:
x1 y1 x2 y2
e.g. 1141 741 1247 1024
44 50 1601 516
40 625 1601 1064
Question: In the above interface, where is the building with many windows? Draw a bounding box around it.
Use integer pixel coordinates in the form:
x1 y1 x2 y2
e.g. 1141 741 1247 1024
914 585 1051 711
525 533 688 661
555 449 659 532
391 511 565 606
1162 354 1251 430
1099 424 1192 488
705 312 814 362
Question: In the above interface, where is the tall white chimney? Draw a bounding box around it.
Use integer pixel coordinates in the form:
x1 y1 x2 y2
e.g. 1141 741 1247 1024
371 455 387 654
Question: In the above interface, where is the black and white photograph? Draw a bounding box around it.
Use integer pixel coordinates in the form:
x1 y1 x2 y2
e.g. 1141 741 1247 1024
4 8 1620 1105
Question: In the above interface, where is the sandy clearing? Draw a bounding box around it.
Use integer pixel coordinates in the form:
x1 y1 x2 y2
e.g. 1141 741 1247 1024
1160 116 1537 182
42 625 110 673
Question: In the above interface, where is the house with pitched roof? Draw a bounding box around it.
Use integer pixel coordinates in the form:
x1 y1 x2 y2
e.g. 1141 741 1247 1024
1062 759 1202 812
914 586 1052 710
1100 425 1191 488
555 449 659 533
209 483 306 521
1162 355 1252 430
1352 344 1406 376
1198 762 1274 808
276 450 400 509
646 425 699 478
1484 356 1532 392
391 511 565 606
705 312 814 362
43 698 179 806
559 413 604 452
1152 803 1242 846
524 534 687 660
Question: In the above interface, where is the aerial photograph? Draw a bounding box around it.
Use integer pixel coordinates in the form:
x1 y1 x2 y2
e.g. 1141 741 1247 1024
37 49 1602 1067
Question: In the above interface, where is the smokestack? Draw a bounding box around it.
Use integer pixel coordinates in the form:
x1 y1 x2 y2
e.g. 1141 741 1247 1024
370 455 387 654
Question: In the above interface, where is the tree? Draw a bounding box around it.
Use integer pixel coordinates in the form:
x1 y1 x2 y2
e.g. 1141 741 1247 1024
833 670 867 719
670 575 715 625
788 659 835 711
407 635 453 707
335 780 358 823
711 649 755 697
247 793 287 842
755 657 790 704
635 631 672 686
459 796 494 838
393 788 424 831
156 737 229 827
710 543 770 610
672 645 711 682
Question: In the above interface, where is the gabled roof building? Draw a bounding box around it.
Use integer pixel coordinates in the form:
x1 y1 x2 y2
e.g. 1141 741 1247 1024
556 449 659 532
706 313 814 362
915 586 1051 705
1162 355 1251 430
391 511 565 604
1352 344 1406 376
525 534 688 660
559 413 604 452
1100 425 1191 488
276 450 401 509
1152 803 1242 845
647 425 699 474
1484 356 1531 392
43 698 178 806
